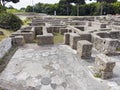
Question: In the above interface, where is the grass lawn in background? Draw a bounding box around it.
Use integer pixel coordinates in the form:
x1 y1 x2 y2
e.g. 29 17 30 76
54 33 64 44
0 28 13 41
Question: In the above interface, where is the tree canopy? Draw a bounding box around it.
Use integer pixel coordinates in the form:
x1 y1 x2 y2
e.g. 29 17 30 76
97 0 117 3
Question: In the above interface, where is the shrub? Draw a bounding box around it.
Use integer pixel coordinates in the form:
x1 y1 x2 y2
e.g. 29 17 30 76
0 4 6 13
0 12 23 31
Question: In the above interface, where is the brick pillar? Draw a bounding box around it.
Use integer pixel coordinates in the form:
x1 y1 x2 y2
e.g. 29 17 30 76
77 40 92 59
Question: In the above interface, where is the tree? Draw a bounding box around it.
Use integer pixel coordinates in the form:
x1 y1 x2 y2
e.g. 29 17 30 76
66 0 85 16
97 0 117 3
58 0 71 15
25 6 33 12
0 0 19 6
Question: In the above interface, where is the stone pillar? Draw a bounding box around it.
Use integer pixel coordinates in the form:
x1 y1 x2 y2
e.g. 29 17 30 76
12 36 25 46
64 33 70 45
37 33 54 45
77 40 92 59
70 33 80 49
95 54 116 79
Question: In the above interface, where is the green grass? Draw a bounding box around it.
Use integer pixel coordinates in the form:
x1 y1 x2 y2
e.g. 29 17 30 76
54 33 64 44
116 48 120 51
0 28 13 41
0 87 4 90
23 18 31 25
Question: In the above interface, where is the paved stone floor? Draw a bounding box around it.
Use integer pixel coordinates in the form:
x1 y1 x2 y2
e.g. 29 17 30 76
0 44 114 90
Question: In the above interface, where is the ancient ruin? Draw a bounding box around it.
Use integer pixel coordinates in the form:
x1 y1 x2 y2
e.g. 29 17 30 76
0 15 120 90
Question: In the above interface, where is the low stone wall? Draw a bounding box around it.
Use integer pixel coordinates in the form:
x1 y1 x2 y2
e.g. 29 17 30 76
92 22 107 29
37 33 54 45
92 34 119 55
0 38 12 59
47 26 65 33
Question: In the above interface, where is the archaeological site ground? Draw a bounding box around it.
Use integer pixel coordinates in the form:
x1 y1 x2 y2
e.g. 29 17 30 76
0 14 120 90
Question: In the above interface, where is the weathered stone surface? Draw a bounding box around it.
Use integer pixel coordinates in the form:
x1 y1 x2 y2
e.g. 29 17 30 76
101 71 113 79
64 33 70 45
77 40 92 59
0 44 108 90
104 38 119 55
70 33 80 49
37 33 54 45
96 31 109 38
92 34 119 55
34 26 43 35
95 54 116 79
50 83 57 89
12 36 25 46
0 38 12 59
95 54 116 72
59 28 68 35
79 33 92 42
41 77 51 85
12 32 34 43
110 30 120 39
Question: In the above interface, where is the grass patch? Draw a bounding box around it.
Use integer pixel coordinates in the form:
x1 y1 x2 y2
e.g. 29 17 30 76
116 48 120 51
0 28 13 41
0 87 4 90
23 18 31 25
54 33 64 44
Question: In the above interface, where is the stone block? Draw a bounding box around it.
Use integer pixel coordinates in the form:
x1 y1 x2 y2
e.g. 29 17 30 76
12 36 25 46
77 40 92 59
37 33 54 45
59 28 68 35
110 30 120 39
96 31 109 38
101 71 113 79
53 27 61 33
100 24 106 28
47 27 53 33
70 33 80 49
34 26 43 35
104 38 119 55
95 54 115 72
64 33 70 45
79 33 92 42
22 33 34 43
95 54 116 79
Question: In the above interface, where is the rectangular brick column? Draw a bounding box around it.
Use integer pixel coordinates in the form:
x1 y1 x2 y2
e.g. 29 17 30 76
95 54 116 79
77 40 92 59
70 33 80 49
12 36 25 46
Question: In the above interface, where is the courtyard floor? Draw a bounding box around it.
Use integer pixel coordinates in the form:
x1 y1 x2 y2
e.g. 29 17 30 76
0 44 119 90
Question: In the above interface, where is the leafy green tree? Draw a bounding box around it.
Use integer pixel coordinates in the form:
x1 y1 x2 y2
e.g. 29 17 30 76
66 0 85 16
58 0 74 15
97 0 117 3
25 6 33 12
0 12 22 30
